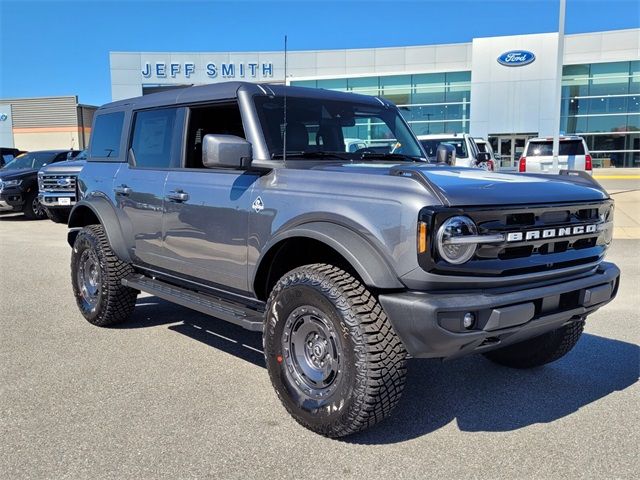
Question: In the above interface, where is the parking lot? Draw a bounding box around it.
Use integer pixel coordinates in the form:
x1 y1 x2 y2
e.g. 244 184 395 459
1 184 638 479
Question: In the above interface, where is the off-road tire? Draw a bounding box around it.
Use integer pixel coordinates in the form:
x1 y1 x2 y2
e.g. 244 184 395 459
45 208 69 224
483 320 585 369
264 263 407 438
23 190 47 220
71 224 138 326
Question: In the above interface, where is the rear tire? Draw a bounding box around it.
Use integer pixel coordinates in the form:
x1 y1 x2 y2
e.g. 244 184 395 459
264 264 407 438
483 321 585 369
71 224 138 326
45 208 70 224
23 191 47 220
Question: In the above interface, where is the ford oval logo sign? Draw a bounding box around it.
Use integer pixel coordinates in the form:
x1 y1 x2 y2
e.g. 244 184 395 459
497 50 536 67
57 178 72 187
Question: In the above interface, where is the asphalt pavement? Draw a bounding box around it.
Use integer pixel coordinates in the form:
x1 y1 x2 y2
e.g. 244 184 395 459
0 177 638 479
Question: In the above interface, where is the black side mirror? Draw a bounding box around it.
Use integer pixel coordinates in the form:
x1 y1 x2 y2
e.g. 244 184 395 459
202 134 252 168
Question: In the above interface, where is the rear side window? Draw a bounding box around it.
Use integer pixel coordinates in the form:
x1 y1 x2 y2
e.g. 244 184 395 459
527 140 585 156
90 112 124 158
130 108 178 168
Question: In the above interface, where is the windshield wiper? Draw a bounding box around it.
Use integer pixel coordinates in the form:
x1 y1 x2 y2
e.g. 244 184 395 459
271 151 350 160
359 152 426 162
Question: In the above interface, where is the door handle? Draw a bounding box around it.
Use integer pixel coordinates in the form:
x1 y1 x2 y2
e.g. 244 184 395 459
167 191 189 202
114 185 132 195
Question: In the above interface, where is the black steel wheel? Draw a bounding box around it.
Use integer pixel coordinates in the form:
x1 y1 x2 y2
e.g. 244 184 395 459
264 264 407 438
281 305 343 400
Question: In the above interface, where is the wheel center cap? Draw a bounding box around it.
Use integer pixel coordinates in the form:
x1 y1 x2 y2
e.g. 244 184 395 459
313 344 324 357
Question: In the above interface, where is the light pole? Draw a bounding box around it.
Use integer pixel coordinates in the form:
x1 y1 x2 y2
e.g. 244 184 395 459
552 0 567 172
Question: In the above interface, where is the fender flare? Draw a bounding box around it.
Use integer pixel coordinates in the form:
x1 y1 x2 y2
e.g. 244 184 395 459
67 197 132 263
254 221 404 290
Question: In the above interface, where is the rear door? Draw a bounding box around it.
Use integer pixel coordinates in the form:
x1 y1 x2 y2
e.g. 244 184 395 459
526 140 585 173
113 107 182 267
559 140 586 171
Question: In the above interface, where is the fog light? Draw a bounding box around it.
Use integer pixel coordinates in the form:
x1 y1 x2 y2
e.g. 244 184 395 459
463 312 475 329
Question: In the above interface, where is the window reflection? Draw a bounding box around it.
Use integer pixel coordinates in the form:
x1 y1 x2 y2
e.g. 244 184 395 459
292 71 472 136
560 61 639 166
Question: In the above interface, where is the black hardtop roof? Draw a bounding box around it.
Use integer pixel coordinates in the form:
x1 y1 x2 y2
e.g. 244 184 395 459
99 81 390 111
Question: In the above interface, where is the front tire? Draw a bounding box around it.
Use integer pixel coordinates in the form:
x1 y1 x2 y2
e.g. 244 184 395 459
264 264 407 438
23 191 47 220
71 224 138 326
483 321 585 369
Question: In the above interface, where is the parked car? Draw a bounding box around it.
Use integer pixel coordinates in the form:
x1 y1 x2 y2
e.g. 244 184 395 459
0 150 79 219
474 138 499 170
0 147 24 168
417 133 494 171
38 150 87 223
343 138 367 153
519 136 592 174
67 82 618 438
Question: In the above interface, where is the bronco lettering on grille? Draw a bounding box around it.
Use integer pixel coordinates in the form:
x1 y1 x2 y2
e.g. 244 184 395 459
506 224 597 242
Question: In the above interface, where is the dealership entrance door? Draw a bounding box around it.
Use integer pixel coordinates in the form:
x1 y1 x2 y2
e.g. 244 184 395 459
489 134 537 169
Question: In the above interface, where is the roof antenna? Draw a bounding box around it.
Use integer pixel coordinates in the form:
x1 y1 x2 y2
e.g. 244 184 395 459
283 34 288 163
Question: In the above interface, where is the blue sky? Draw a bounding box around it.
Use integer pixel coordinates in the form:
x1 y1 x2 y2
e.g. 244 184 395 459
1 0 638 106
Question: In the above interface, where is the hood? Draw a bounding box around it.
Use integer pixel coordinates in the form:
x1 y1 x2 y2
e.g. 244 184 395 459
310 162 608 206
38 159 86 174
0 168 37 181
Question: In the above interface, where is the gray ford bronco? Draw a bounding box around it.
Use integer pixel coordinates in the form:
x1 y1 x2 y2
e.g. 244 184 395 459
68 82 619 437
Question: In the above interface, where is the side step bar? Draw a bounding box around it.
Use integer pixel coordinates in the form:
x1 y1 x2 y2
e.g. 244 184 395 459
122 275 264 332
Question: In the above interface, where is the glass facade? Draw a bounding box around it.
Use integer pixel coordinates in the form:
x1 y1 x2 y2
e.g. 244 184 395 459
561 61 639 167
291 71 472 136
292 61 640 167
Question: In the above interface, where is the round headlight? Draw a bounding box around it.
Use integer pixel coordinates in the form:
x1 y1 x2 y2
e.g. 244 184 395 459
436 216 478 264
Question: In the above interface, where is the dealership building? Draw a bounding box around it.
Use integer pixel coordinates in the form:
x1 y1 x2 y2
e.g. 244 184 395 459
110 28 639 167
0 96 96 151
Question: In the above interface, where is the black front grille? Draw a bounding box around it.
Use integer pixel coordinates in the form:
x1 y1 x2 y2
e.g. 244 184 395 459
421 200 614 277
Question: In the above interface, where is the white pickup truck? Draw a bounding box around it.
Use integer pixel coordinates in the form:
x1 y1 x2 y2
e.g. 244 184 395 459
417 133 495 171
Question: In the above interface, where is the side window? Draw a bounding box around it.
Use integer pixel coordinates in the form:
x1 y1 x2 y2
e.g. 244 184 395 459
130 108 178 168
185 103 245 168
90 112 124 158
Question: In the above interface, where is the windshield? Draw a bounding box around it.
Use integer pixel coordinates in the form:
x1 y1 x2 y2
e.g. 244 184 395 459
73 150 88 161
1 152 56 171
527 140 585 156
419 138 468 159
254 96 425 161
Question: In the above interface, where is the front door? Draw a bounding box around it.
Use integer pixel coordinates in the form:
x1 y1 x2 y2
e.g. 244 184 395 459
160 102 257 293
162 170 258 292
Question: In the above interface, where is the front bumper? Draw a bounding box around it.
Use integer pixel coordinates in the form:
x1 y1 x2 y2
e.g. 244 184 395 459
0 191 24 211
378 262 620 360
38 192 76 208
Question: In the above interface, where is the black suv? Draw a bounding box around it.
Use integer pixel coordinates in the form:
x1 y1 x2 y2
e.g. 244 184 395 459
0 150 79 219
